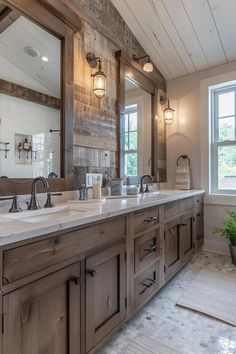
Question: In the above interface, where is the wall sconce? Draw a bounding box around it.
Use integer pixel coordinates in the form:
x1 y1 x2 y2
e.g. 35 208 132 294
160 96 175 124
132 54 154 73
86 52 106 98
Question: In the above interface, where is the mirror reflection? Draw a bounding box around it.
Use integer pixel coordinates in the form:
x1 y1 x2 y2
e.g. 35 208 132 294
122 77 152 177
0 3 61 179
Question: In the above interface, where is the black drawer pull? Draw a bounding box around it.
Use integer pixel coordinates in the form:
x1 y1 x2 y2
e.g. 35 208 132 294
140 278 156 295
144 244 157 253
144 216 158 223
73 276 80 285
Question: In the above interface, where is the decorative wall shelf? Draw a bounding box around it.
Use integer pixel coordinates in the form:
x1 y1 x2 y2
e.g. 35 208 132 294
0 142 10 158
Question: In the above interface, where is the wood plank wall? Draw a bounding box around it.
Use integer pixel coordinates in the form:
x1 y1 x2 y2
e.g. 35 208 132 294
61 0 167 186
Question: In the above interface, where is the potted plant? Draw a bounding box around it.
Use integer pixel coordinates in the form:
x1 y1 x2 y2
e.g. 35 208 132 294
213 210 236 265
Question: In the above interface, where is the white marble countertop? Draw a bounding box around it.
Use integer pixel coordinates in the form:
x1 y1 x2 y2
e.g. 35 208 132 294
0 189 204 247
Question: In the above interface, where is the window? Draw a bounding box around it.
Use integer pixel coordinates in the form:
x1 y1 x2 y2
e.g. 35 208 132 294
123 104 138 176
211 84 236 194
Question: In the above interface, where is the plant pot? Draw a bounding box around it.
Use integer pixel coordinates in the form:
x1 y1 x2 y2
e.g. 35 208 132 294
229 244 236 265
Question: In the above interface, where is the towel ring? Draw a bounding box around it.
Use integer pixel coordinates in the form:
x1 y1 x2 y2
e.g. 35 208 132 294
176 155 190 166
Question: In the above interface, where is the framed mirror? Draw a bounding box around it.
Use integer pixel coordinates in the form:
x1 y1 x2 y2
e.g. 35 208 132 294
116 50 161 182
0 0 77 195
0 10 61 178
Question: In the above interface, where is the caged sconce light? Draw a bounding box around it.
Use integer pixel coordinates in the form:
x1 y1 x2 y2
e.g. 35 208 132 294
132 54 154 73
160 96 175 125
86 52 106 98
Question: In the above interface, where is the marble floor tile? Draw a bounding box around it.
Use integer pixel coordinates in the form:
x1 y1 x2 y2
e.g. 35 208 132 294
96 251 236 354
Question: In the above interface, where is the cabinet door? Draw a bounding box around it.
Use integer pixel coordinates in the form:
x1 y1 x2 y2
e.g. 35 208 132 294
164 218 181 279
195 211 204 248
2 263 80 354
86 242 126 352
180 213 194 258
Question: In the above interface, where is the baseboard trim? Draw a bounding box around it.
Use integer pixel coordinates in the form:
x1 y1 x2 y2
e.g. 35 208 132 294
203 239 230 256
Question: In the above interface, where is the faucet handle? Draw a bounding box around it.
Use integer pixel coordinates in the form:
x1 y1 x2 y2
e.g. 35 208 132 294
44 192 62 208
0 195 22 213
9 196 22 213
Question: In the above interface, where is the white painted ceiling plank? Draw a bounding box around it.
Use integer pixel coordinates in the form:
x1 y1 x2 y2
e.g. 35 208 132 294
127 0 189 78
112 0 173 79
159 0 210 71
208 0 236 61
151 0 197 74
182 0 227 66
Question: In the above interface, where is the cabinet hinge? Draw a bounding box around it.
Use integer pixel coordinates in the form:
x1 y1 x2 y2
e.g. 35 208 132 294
125 298 127 308
125 252 127 262
2 314 6 335
164 265 166 273
164 232 166 240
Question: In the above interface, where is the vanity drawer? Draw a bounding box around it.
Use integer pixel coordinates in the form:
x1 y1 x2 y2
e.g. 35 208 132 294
134 207 159 234
3 217 126 284
164 202 177 219
134 261 160 309
134 229 161 273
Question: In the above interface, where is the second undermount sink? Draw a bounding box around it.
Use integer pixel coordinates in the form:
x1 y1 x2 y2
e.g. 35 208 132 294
1 205 86 224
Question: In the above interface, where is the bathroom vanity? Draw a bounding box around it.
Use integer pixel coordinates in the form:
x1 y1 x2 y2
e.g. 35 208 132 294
0 190 204 354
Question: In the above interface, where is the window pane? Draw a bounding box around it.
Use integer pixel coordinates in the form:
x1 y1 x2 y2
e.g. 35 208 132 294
129 112 138 131
125 153 137 176
129 132 137 150
125 114 129 132
218 91 235 117
218 145 236 190
219 117 235 141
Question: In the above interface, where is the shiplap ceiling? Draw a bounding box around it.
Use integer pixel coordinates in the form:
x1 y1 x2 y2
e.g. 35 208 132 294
111 0 236 80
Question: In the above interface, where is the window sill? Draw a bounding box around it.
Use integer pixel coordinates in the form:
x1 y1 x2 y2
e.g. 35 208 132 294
204 193 236 206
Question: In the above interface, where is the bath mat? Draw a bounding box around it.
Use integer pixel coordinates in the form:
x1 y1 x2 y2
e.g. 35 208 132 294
176 268 236 326
124 334 183 354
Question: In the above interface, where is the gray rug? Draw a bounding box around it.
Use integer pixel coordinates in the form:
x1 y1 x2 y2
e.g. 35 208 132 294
124 334 183 354
176 268 236 326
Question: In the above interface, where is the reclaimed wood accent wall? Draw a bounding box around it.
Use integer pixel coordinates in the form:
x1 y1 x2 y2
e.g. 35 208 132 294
0 79 61 110
68 0 166 187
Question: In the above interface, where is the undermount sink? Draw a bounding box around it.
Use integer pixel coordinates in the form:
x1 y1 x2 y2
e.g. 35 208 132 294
1 205 86 224
105 194 142 199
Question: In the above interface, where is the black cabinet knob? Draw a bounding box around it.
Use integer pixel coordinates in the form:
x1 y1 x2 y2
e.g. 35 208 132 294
88 269 97 277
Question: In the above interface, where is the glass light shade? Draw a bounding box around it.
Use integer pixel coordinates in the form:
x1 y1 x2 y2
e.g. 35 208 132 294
164 108 174 124
143 61 153 73
93 72 106 98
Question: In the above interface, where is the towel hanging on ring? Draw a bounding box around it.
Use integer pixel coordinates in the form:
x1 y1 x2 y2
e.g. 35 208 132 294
175 155 191 190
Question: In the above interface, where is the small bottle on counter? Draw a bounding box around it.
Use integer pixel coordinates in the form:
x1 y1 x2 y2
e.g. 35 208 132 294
23 138 30 150
92 177 102 199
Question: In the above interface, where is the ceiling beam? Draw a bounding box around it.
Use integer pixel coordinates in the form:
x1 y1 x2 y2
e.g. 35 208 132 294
0 6 20 33
0 79 61 110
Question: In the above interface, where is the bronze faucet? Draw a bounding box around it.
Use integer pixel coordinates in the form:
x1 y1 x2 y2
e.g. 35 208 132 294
140 175 153 193
28 177 49 210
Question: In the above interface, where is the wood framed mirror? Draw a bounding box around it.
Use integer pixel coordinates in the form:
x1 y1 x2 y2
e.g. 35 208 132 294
0 0 80 195
116 50 165 183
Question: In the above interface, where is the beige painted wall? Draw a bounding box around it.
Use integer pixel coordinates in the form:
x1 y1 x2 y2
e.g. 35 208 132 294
166 60 236 255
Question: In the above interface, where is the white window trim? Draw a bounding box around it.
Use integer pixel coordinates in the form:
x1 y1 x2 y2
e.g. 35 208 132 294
200 70 236 206
124 96 143 176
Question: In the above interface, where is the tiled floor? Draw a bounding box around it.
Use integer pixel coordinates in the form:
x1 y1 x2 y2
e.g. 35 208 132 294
97 251 236 354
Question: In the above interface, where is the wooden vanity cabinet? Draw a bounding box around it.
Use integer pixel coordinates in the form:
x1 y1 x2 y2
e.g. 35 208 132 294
0 195 204 354
180 212 194 258
85 241 126 353
164 210 194 281
164 218 181 280
2 262 81 354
